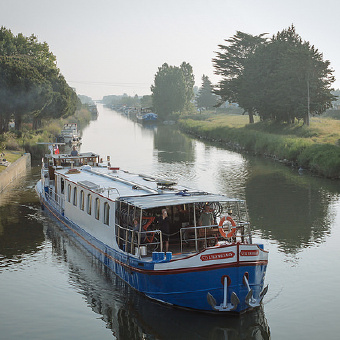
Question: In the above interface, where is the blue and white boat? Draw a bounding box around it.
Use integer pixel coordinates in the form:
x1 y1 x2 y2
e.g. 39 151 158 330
35 151 268 313
136 112 158 122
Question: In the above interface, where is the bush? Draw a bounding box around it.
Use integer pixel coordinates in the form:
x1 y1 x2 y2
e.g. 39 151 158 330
2 132 21 151
178 116 340 178
298 144 340 178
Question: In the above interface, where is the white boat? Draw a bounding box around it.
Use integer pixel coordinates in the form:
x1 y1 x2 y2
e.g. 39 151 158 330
58 123 81 144
35 151 268 313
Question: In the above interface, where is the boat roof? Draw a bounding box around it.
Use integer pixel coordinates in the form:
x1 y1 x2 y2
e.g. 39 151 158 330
118 193 240 209
52 153 242 209
49 152 99 160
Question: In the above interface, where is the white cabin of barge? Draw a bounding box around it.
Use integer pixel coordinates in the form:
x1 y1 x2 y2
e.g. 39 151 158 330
42 152 252 257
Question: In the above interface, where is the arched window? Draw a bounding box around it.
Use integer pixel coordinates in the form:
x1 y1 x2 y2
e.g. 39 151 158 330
73 187 77 206
104 202 110 225
87 194 92 215
61 178 65 194
95 197 100 220
80 190 84 210
67 184 71 202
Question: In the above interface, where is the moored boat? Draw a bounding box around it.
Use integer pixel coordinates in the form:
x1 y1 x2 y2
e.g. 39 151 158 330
57 123 82 144
136 107 158 123
35 151 268 313
136 112 158 122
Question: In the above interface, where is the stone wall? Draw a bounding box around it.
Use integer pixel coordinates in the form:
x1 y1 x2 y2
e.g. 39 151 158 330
0 153 31 193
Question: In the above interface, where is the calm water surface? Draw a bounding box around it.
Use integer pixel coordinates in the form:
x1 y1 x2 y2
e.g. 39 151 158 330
1 105 340 339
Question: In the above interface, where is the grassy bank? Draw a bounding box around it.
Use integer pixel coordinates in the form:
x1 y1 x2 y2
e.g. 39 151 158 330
178 115 340 179
0 150 23 173
0 106 94 160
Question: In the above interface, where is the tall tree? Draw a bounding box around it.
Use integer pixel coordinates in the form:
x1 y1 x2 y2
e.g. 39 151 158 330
196 75 218 109
0 27 79 132
213 26 335 125
213 31 267 123
151 63 187 119
140 95 152 108
242 25 335 124
180 62 195 109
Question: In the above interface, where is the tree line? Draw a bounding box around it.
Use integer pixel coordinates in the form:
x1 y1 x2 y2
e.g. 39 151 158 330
0 27 80 133
152 25 335 124
0 25 336 130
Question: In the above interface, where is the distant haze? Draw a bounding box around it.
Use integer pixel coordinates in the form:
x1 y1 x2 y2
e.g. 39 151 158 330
1 0 339 99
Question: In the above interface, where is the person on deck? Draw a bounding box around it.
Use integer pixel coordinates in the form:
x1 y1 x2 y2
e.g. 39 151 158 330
198 204 214 248
199 204 214 227
158 209 170 252
71 146 78 156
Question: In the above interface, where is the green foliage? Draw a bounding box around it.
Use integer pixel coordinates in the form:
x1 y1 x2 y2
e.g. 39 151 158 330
180 62 195 109
151 62 195 119
0 103 94 159
196 75 218 109
140 95 152 108
213 25 335 125
178 116 340 178
298 144 340 178
213 31 267 123
102 93 141 108
78 94 94 105
0 26 79 132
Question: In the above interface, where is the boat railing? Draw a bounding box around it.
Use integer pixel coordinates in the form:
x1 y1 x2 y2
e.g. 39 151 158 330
115 223 163 256
180 225 218 253
44 188 65 215
180 222 252 253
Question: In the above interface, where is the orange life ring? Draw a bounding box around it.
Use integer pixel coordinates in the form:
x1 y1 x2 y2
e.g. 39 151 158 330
218 216 236 239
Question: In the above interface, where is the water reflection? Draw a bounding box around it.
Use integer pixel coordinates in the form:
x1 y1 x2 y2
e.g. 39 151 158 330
153 125 195 164
0 170 44 268
45 221 271 340
244 159 340 253
184 133 340 256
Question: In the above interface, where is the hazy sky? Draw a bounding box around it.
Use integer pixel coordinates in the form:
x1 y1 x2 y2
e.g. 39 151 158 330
1 0 339 100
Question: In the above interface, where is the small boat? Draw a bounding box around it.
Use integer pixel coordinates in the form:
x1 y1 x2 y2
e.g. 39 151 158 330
57 123 81 144
35 151 268 313
136 109 158 123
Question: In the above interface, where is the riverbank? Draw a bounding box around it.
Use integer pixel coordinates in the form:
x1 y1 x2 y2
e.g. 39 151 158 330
0 105 95 160
178 115 340 179
0 153 31 193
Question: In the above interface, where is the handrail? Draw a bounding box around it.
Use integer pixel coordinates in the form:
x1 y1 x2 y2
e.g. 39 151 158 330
180 225 219 253
115 223 163 257
44 189 65 214
180 223 252 253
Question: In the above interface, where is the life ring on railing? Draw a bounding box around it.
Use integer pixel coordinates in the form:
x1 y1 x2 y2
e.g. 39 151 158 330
218 216 236 239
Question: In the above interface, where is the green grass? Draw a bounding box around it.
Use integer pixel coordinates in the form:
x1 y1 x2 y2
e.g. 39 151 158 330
178 114 340 179
0 150 22 173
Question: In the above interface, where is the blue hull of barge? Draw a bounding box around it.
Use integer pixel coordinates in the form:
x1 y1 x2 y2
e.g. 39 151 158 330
38 189 267 313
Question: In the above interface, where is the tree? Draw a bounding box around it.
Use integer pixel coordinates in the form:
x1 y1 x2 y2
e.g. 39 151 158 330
151 63 187 119
140 95 152 108
180 62 195 110
213 26 335 125
213 31 267 123
196 75 218 109
0 27 79 132
242 25 335 124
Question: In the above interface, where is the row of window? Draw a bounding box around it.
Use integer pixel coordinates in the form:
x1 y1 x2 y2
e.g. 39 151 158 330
67 184 110 225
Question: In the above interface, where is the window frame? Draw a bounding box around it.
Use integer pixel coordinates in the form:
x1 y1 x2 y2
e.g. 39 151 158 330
73 187 77 206
104 202 110 225
87 194 92 215
67 184 71 202
80 190 84 210
95 197 100 220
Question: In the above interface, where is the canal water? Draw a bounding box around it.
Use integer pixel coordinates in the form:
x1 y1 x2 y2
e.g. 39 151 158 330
1 104 340 339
